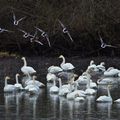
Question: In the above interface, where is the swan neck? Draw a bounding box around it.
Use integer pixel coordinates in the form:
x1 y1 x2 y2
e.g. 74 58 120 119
53 80 56 86
23 58 27 66
59 79 62 89
16 75 19 84
33 77 35 85
107 87 111 98
5 78 7 86
61 56 65 66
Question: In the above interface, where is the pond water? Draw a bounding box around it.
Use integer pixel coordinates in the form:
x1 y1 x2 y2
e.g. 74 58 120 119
0 57 120 120
0 83 120 120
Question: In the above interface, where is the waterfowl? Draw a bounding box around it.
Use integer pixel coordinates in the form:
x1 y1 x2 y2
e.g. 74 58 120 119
96 62 106 73
59 55 75 71
21 57 36 76
96 85 112 102
104 67 119 77
46 73 58 82
48 65 63 74
58 78 70 96
4 76 16 92
26 76 45 88
14 74 23 90
25 76 39 94
49 79 59 94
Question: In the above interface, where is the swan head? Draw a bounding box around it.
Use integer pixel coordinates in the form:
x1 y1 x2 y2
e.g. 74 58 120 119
5 76 10 80
33 75 37 80
59 55 64 58
90 60 94 65
100 62 105 66
21 57 25 60
16 73 20 77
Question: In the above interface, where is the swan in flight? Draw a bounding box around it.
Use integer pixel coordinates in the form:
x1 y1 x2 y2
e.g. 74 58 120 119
96 85 112 102
30 30 43 45
12 11 26 25
35 27 51 47
4 76 16 92
99 34 117 48
0 27 13 33
14 73 23 90
59 55 75 71
18 29 33 38
25 76 45 88
21 57 36 76
58 19 74 42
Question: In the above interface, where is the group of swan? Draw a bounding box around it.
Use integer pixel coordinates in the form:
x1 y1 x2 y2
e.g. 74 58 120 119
47 57 120 103
4 57 45 94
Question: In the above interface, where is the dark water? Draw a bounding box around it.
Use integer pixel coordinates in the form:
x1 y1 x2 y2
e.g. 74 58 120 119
0 84 120 120
0 57 120 120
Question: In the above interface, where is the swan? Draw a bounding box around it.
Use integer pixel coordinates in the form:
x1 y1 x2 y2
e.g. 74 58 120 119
14 74 23 90
46 73 58 82
25 76 39 94
97 77 118 85
114 98 120 103
96 85 112 102
58 78 70 96
49 79 59 94
104 67 119 77
87 60 97 70
25 76 45 88
59 55 75 71
74 94 85 102
48 65 63 74
96 62 106 73
21 57 36 76
4 76 16 92
85 73 96 95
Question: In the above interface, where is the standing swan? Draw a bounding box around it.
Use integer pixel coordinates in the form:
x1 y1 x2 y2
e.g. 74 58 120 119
21 57 36 76
4 76 16 92
59 55 75 71
14 74 23 90
96 85 112 102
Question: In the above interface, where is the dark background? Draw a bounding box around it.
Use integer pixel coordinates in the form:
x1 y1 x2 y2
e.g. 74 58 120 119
0 0 120 57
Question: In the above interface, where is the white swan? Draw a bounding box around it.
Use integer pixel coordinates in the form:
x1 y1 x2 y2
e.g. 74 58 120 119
49 79 59 94
25 76 45 88
14 74 23 90
25 76 39 94
114 98 120 103
96 62 106 73
96 85 112 102
87 60 97 70
85 73 96 95
46 73 57 82
97 77 118 85
48 65 63 74
58 78 70 96
104 67 119 77
59 55 75 71
21 57 36 76
4 76 16 92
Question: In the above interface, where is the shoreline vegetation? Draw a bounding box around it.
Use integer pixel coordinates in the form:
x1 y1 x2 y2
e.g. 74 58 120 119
0 0 120 57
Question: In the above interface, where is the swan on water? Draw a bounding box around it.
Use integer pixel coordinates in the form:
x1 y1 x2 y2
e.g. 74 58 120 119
59 55 75 71
21 57 36 76
14 73 23 90
96 85 112 102
4 76 16 92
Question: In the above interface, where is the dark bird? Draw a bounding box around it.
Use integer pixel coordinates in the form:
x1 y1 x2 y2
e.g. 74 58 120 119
58 19 73 42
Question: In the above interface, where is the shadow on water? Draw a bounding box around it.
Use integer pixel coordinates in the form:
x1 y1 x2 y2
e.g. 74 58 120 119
0 57 120 119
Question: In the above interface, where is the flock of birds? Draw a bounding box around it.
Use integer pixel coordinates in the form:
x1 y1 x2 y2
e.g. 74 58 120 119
3 55 120 104
0 11 117 49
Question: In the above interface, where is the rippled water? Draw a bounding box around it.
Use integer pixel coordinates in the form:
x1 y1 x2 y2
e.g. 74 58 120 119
0 83 120 120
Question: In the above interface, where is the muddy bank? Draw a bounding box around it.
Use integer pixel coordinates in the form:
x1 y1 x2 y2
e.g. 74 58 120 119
0 56 120 85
